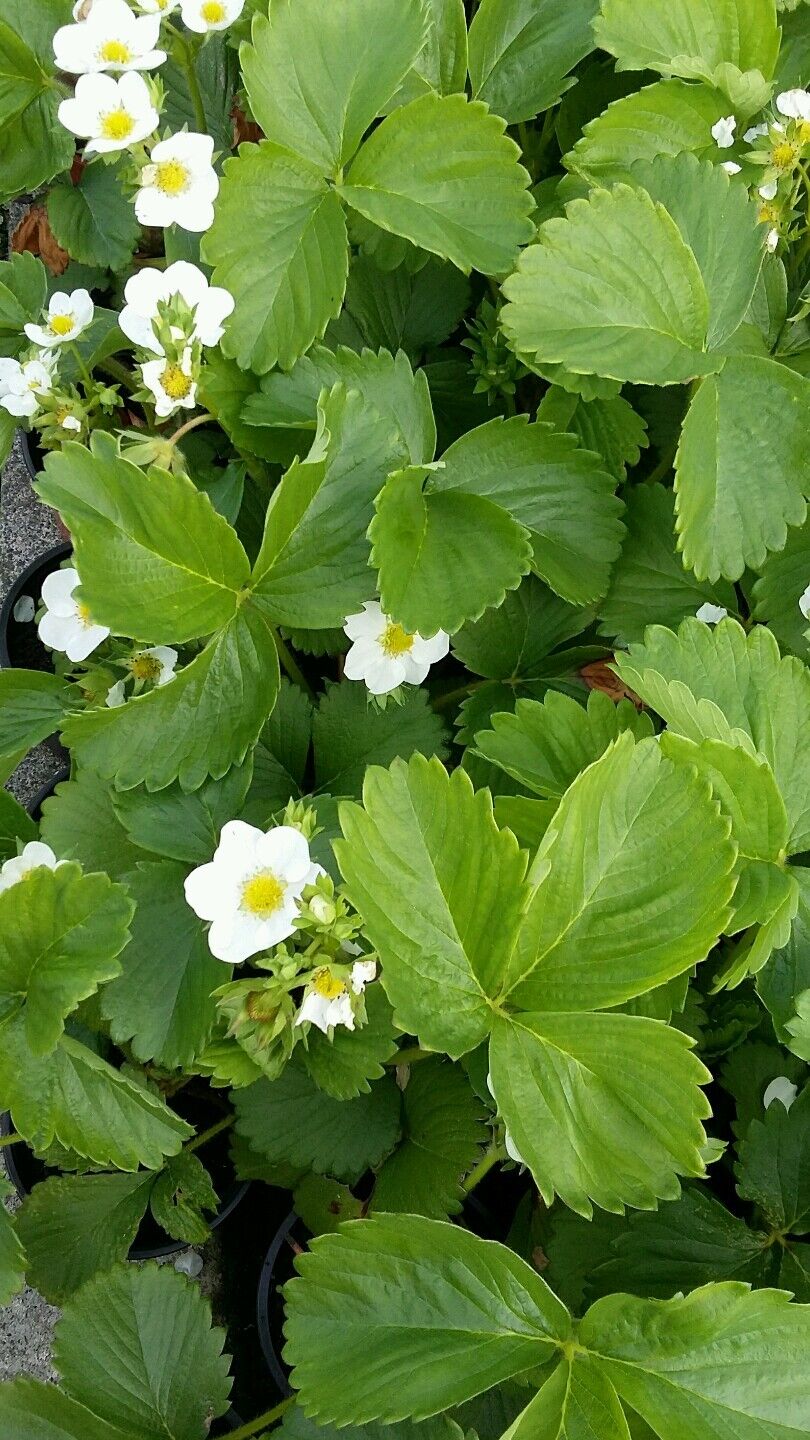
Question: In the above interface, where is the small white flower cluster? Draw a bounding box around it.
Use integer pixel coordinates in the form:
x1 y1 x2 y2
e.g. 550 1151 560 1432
710 89 810 253
120 260 234 417
0 290 94 423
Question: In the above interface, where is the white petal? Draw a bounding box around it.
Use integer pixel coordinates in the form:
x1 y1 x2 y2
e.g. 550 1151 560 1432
763 1076 798 1110
744 122 769 142
296 991 333 1033
411 629 450 664
164 260 209 308
106 680 126 708
350 959 377 993
695 602 728 625
65 621 109 663
776 88 810 121
721 161 741 175
798 582 810 620
193 287 235 345
362 655 407 695
184 860 227 921
343 636 384 680
41 567 80 616
216 819 264 868
759 178 778 200
256 824 312 882
0 392 37 416
400 655 430 686
208 910 267 965
711 115 737 148
12 595 35 623
343 601 386 641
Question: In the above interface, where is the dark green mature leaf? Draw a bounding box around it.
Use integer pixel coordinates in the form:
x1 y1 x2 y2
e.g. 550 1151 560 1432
36 435 250 645
599 484 737 645
328 254 470 359
502 186 721 386
468 0 599 124
0 864 132 1056
0 1177 25 1306
280 1402 459 1440
757 869 810 1047
39 770 143 881
489 1010 711 1216
0 789 36 862
301 982 398 1099
372 1059 488 1217
736 1085 810 1234
234 1062 402 1182
452 574 590 680
197 350 285 462
339 93 534 277
593 0 780 82
63 603 280 793
16 1172 154 1304
112 761 252 865
313 681 448 798
580 1283 810 1438
504 1356 631 1440
47 162 140 271
149 1151 218 1246
162 32 237 152
537 386 648 481
565 80 733 186
203 142 349 373
284 1215 571 1422
0 670 74 771
674 357 810 582
242 0 429 173
54 1263 231 1440
0 251 48 356
0 2 74 205
102 863 222 1070
337 755 531 1057
0 1380 122 1440
250 385 405 629
752 516 810 657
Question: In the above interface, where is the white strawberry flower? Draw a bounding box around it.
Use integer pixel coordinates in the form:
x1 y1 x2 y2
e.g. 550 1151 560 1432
343 601 449 695
119 261 234 354
695 602 728 625
776 88 810 122
180 0 244 33
295 959 377 1035
184 820 325 965
54 0 165 74
0 842 66 897
799 582 810 620
25 289 94 349
0 355 57 418
711 115 737 148
127 644 178 684
136 133 219 232
38 566 110 663
58 71 160 153
141 345 197 417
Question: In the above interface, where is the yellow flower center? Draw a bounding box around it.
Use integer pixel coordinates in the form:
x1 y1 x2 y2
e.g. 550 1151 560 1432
241 871 285 918
796 120 810 146
161 363 193 399
129 652 161 682
758 201 781 225
50 314 75 337
312 967 346 1000
76 601 93 625
771 140 799 172
381 621 414 657
100 107 135 142
99 39 133 64
201 1 226 22
154 159 190 195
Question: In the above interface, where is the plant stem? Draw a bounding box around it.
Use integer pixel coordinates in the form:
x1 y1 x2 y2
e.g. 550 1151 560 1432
185 1114 234 1155
273 629 318 702
181 38 208 135
69 342 94 393
0 1131 23 1148
461 1145 506 1195
432 680 484 713
168 411 215 446
98 357 135 389
227 1397 296 1440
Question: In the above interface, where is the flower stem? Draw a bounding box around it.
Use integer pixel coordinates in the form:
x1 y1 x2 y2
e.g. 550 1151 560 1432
461 1145 506 1195
181 38 208 135
98 358 135 390
184 1114 234 1155
227 1397 296 1440
168 411 215 446
69 342 94 394
273 629 318 702
0 1130 23 1148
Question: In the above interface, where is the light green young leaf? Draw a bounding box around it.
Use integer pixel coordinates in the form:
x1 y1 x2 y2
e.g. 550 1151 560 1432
0 1176 25 1307
503 1356 630 1440
0 251 48 356
284 1214 571 1423
36 435 250 644
371 465 534 634
752 516 810 657
336 755 531 1057
38 770 143 881
242 0 429 173
675 357 810 582
16 1171 154 1304
54 1262 231 1440
736 1083 810 1234
102 863 222 1071
47 161 140 271
372 1059 488 1218
505 736 736 1011
489 1010 711 1215
384 0 468 108
339 93 534 277
250 385 406 629
580 1283 810 1439
468 0 599 124
501 186 721 386
614 618 810 853
202 142 349 373
0 864 133 1056
474 690 653 801
565 80 738 187
593 0 780 82
313 680 448 799
62 603 280 793
112 761 252 865
149 1150 218 1247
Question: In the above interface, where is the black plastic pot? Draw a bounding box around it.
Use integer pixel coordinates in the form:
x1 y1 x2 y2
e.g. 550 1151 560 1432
0 541 72 671
26 764 70 820
256 1210 299 1395
20 428 43 484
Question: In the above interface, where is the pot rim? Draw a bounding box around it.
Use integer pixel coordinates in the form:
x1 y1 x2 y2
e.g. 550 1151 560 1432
0 540 73 669
256 1209 298 1396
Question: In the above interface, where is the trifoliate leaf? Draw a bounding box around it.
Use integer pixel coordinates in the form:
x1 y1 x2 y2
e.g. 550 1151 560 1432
37 769 142 881
384 0 468 109
502 186 721 386
371 464 534 634
474 690 653 801
736 1083 810 1234
593 0 780 83
0 1176 25 1307
580 1283 810 1439
614 618 810 853
505 735 736 1010
63 603 280 793
53 1262 231 1440
753 514 810 657
202 142 349 373
242 0 429 173
313 681 448 799
372 1058 488 1218
251 385 406 629
339 93 534 277
674 357 810 582
149 1150 218 1247
489 1010 711 1216
336 755 531 1057
112 760 252 865
0 864 133 1056
15 1171 154 1304
47 161 139 272
503 1356 630 1440
101 863 222 1071
0 669 74 773
537 386 648 480
468 0 599 124
36 434 251 645
565 79 733 187
284 1214 572 1423
598 484 737 645
234 1062 402 1183
300 983 398 1100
